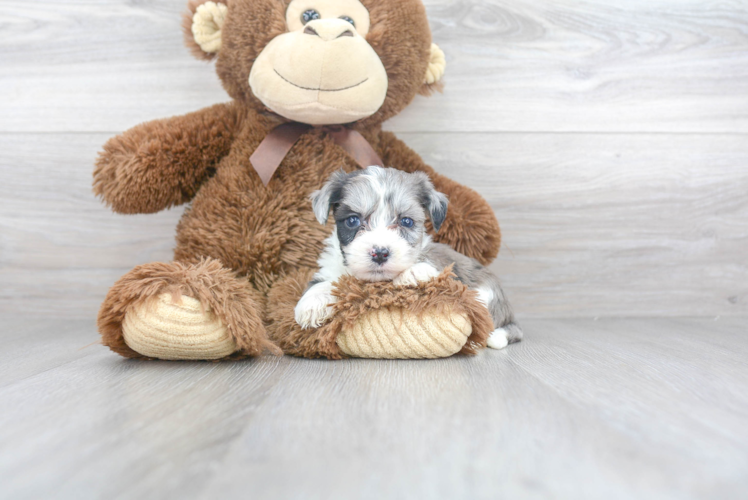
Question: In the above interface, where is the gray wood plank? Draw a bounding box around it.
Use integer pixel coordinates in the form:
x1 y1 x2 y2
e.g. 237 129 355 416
0 317 100 387
0 317 745 499
1 1 747 133
2 132 746 318
402 131 748 318
203 318 748 500
0 319 291 500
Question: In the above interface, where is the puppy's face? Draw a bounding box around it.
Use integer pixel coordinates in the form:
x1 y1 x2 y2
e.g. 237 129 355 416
312 166 448 281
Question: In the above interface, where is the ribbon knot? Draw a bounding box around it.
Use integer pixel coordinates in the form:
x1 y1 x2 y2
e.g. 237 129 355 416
249 123 384 186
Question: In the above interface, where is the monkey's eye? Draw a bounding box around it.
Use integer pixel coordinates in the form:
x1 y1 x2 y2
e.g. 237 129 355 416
345 216 361 228
301 9 321 24
339 16 356 27
400 217 414 228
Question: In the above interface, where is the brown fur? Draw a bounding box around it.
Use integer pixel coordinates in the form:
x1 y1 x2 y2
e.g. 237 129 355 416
265 268 343 359
93 102 243 214
265 267 493 359
94 0 501 359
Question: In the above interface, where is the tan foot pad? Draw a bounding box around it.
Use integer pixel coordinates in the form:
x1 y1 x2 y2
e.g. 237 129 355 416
122 293 237 360
337 307 472 359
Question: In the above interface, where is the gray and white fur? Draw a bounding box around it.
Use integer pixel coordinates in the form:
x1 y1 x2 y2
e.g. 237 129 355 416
294 166 522 349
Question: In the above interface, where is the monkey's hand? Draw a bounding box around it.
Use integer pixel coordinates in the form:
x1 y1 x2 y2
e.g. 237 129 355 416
93 102 242 214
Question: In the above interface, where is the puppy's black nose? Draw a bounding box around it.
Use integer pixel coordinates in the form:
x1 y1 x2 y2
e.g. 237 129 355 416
370 247 390 265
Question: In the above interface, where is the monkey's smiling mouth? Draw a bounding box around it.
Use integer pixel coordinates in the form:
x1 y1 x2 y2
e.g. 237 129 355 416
274 69 369 92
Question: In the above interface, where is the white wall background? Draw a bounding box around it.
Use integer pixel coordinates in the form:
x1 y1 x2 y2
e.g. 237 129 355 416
1 0 747 319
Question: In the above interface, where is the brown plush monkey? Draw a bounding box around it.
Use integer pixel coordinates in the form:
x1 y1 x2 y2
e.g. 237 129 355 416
94 0 501 360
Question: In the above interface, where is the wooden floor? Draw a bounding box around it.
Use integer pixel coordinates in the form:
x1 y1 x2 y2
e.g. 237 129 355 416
2 1 747 498
0 317 746 499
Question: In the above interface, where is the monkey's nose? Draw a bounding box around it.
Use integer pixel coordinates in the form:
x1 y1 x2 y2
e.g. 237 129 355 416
303 19 355 41
370 247 390 265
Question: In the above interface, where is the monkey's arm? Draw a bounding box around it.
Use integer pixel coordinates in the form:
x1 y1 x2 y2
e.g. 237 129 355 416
93 102 243 214
378 131 501 265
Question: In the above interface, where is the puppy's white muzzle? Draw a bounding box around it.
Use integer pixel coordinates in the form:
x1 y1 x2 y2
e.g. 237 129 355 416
344 227 418 281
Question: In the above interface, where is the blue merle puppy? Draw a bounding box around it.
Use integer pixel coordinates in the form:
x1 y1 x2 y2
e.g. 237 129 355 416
294 166 522 349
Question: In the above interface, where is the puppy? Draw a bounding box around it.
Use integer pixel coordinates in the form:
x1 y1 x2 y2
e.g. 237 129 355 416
294 166 522 350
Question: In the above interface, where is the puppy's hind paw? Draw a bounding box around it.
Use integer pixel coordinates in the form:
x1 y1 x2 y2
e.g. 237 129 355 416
487 328 509 350
393 263 440 287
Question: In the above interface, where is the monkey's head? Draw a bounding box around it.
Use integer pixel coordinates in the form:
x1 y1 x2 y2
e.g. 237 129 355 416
184 0 445 126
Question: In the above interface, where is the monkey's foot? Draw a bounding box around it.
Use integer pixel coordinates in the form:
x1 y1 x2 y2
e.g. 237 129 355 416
122 293 236 360
98 259 279 360
267 268 494 359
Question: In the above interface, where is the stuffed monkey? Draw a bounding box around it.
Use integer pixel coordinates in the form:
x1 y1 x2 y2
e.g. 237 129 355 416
94 0 501 360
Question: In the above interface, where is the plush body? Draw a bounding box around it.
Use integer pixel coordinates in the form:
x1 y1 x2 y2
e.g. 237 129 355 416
94 0 503 360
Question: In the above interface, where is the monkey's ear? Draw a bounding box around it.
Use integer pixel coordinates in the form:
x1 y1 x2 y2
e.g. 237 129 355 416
419 44 446 96
183 0 228 61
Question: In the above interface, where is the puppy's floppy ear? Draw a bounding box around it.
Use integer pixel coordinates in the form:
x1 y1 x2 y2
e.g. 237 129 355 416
311 170 348 225
416 173 449 232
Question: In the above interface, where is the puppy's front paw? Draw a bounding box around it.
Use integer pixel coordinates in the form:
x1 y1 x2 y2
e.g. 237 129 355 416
294 282 337 329
393 263 440 287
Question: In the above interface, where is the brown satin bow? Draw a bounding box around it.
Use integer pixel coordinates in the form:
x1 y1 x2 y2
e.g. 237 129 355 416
249 123 384 186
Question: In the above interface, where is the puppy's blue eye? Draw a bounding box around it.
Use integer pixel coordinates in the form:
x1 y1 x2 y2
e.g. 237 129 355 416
345 216 361 228
340 16 355 27
400 217 414 228
302 9 321 24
